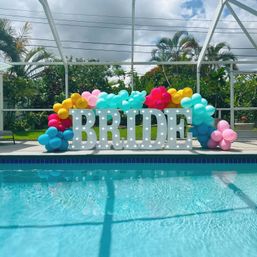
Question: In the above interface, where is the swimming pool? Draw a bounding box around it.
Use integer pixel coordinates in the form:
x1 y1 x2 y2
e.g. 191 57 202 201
0 163 257 257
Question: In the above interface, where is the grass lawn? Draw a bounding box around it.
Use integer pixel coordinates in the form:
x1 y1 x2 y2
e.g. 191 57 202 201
8 126 158 141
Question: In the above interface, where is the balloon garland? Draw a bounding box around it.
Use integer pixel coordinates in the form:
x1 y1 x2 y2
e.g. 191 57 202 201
38 86 237 152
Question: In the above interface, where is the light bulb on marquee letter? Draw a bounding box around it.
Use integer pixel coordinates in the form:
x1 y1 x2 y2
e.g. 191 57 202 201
96 109 123 150
140 109 167 149
125 109 138 149
70 109 96 150
164 108 192 149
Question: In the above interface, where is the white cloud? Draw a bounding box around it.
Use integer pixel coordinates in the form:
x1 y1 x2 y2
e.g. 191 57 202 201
0 0 257 72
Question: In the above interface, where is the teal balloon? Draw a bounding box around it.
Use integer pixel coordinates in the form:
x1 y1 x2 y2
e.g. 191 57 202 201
193 103 205 115
205 116 214 126
181 97 192 108
63 129 74 141
191 93 202 104
106 93 115 101
49 137 62 150
121 100 130 112
201 98 208 106
46 127 58 138
98 92 108 99
206 105 216 116
119 90 129 100
38 134 50 145
59 140 69 151
193 114 203 126
96 99 108 109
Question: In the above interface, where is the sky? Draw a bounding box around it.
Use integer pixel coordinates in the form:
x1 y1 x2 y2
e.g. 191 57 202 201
0 0 257 74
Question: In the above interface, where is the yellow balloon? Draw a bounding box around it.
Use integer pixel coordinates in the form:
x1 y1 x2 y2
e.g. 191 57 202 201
183 87 193 97
167 102 177 108
76 97 88 109
58 108 69 119
62 98 73 109
71 93 81 104
53 103 62 113
168 88 177 95
177 89 184 96
172 93 182 104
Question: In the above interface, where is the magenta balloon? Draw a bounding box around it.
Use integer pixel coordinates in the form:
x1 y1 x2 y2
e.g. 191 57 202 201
222 129 237 142
211 130 223 142
219 139 231 151
48 113 59 121
207 139 218 149
48 119 59 128
217 120 230 132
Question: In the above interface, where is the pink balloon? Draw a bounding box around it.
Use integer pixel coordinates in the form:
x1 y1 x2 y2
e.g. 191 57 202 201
92 89 101 96
222 129 237 142
82 91 91 99
88 95 98 107
211 130 223 142
219 139 231 151
48 119 59 128
48 114 59 121
162 92 171 103
217 120 230 132
207 139 219 149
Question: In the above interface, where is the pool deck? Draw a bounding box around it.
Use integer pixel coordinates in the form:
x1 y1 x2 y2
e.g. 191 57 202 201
0 140 256 156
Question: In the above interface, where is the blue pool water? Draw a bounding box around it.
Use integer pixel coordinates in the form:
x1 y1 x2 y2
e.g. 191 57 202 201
0 163 257 257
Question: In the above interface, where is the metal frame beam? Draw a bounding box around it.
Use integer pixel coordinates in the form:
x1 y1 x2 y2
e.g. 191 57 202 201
229 0 257 16
226 2 257 51
196 0 228 92
39 0 69 97
131 0 136 91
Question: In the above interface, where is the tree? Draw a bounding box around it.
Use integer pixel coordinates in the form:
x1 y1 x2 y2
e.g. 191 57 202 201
0 18 53 78
151 31 200 86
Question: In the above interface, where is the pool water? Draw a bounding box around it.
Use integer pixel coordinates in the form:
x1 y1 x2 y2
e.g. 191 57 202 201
0 163 257 257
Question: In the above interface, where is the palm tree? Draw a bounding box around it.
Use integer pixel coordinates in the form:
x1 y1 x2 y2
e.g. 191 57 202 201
151 31 200 86
23 47 53 79
0 18 53 78
204 42 237 71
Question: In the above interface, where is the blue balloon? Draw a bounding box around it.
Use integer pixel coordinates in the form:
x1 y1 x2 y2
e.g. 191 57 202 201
63 129 74 141
45 144 54 152
49 137 62 150
208 126 216 135
38 134 50 145
198 135 209 144
197 124 209 135
189 127 198 137
57 131 64 139
46 127 58 138
59 140 69 151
